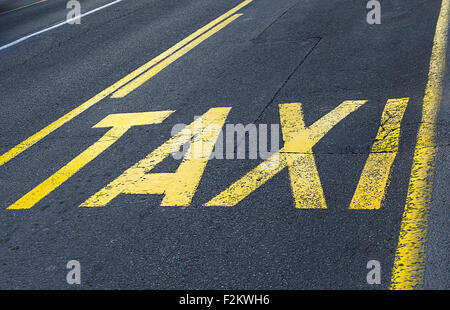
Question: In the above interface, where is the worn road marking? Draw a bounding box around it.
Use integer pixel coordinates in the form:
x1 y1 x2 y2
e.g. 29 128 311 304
391 0 450 290
7 111 174 210
81 107 230 207
0 0 252 167
0 0 46 16
204 101 367 208
350 98 409 210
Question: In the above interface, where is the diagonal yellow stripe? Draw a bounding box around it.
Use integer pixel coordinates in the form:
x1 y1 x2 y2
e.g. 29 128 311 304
0 0 46 16
0 0 252 167
111 14 242 98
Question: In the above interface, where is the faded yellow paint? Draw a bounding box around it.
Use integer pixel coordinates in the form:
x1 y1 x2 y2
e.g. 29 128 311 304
0 0 46 16
391 0 450 290
7 111 174 210
349 98 409 210
204 101 367 208
80 107 230 207
0 0 252 167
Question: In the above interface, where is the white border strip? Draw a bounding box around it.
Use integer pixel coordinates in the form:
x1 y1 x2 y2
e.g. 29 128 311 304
0 0 123 51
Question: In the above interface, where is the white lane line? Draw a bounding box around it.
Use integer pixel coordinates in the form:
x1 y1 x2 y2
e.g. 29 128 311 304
0 0 123 51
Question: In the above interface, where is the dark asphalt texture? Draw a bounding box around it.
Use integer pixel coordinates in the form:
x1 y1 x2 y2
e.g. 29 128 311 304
0 0 448 289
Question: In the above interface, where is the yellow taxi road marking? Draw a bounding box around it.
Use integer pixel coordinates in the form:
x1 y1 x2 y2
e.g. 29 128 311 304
81 107 230 208
349 98 409 210
7 99 412 211
0 0 46 16
111 14 242 98
7 111 174 210
0 0 252 167
391 0 450 290
204 101 367 208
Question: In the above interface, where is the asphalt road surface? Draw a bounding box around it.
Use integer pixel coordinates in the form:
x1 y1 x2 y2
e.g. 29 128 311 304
0 0 448 289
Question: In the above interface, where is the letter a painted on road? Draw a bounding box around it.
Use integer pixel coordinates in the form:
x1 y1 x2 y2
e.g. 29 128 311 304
81 107 230 207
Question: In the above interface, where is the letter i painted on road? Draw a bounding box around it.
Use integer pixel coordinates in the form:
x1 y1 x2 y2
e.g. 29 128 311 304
349 98 409 210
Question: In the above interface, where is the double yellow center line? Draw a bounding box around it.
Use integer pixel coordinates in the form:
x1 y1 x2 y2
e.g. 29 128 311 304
0 0 252 167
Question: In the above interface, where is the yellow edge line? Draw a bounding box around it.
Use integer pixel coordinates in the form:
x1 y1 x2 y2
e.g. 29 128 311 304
0 0 252 167
0 0 46 16
390 0 450 290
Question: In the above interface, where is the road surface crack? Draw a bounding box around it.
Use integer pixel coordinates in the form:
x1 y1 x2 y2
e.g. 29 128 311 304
255 36 322 122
